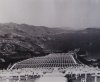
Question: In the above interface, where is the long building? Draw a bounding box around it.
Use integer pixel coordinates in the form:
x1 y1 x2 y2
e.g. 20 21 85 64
11 53 84 69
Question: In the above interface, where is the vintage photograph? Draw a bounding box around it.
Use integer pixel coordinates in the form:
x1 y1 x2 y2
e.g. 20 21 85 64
0 0 100 82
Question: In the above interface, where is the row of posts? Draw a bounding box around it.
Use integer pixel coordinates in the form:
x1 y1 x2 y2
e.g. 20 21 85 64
6 75 28 82
77 73 97 82
5 73 98 82
66 73 98 82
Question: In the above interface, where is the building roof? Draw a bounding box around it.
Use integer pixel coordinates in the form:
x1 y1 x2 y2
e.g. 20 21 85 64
11 53 84 69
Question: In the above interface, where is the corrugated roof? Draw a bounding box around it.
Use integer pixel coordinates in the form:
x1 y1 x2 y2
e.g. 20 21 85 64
12 53 84 69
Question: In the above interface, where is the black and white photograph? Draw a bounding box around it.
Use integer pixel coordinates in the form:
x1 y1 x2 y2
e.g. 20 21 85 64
0 0 100 82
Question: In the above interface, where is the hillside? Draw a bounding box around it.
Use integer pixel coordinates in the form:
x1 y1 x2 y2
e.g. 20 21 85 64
0 23 100 68
44 28 100 58
0 23 68 69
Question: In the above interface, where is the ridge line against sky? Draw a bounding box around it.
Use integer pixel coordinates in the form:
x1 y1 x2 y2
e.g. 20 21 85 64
0 0 100 29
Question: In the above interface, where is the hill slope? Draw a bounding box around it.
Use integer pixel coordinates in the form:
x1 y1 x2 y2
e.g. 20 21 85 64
0 23 100 68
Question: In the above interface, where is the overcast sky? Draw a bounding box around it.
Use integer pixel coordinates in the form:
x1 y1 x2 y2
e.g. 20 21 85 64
0 0 100 29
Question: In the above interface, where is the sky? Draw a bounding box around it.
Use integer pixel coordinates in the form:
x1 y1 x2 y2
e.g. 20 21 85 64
0 0 100 29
